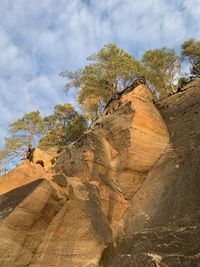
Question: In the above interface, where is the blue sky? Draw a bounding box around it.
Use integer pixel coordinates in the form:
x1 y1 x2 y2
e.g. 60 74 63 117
0 0 200 147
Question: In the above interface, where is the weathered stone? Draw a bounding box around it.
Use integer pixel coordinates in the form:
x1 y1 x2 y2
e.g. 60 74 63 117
100 79 200 267
0 161 46 195
0 179 64 267
32 147 58 170
0 79 199 266
52 174 68 187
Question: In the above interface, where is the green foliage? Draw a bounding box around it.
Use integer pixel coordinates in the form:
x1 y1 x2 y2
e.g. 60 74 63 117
3 41 200 174
60 43 143 119
0 106 87 172
10 111 44 148
0 165 8 176
39 103 87 148
2 136 28 156
64 115 87 144
0 112 44 172
142 48 181 97
181 39 200 77
0 135 29 174
178 76 190 89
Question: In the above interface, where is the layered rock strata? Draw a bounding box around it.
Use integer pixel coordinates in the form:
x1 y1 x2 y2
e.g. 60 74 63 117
0 79 199 266
100 79 200 267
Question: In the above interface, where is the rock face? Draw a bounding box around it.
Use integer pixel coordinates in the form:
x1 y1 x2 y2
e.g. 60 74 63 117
100 79 200 267
0 79 199 267
0 161 47 195
32 147 58 170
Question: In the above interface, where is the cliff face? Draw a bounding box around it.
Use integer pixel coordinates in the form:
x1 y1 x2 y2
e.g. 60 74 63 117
0 79 199 267
101 79 200 267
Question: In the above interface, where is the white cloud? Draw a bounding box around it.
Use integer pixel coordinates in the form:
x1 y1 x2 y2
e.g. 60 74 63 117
0 0 199 148
0 27 37 77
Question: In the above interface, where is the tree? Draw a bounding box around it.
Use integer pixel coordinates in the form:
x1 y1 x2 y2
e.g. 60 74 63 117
39 103 87 148
60 43 143 119
142 48 181 97
178 76 190 89
0 111 44 170
181 39 200 77
0 135 29 175
64 114 87 144
10 111 44 149
78 95 100 120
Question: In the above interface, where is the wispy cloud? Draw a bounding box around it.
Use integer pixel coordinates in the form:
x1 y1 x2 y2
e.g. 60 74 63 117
0 0 199 147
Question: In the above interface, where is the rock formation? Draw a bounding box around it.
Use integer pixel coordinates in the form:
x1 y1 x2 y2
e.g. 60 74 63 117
0 78 199 267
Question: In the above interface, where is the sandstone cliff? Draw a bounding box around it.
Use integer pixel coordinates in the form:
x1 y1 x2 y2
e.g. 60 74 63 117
0 79 199 267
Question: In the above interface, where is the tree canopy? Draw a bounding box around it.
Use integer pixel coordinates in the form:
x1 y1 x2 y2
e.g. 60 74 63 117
1 40 200 175
10 111 44 149
0 111 44 173
0 135 28 174
60 43 143 119
39 103 87 148
0 107 87 174
142 48 181 97
181 39 200 77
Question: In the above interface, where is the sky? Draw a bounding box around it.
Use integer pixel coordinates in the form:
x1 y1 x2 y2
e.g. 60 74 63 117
0 0 200 147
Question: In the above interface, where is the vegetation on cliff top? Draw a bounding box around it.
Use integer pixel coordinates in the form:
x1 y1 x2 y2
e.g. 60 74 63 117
60 39 199 118
39 104 87 148
181 39 200 77
0 104 87 175
0 38 199 175
142 48 181 96
60 44 143 120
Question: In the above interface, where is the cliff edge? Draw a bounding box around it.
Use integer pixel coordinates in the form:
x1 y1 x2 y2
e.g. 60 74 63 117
0 79 199 267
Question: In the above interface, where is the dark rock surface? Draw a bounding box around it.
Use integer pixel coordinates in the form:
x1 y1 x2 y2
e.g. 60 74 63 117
52 174 68 187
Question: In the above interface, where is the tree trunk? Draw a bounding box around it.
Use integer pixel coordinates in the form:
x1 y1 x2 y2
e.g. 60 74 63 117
98 96 103 113
28 129 35 149
188 56 200 75
26 147 35 162
170 82 176 94
26 129 35 162
111 81 117 97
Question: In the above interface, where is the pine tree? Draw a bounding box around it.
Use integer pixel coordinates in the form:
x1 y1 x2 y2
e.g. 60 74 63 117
39 104 87 148
0 111 44 171
60 43 143 119
10 111 44 149
181 39 200 77
142 48 181 97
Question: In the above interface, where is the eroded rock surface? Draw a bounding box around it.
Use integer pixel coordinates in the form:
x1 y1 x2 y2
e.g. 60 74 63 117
0 79 199 267
100 79 200 267
32 147 58 170
0 161 47 195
